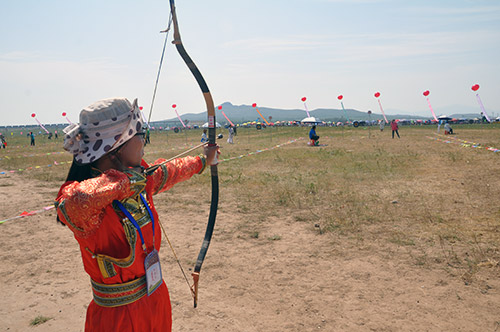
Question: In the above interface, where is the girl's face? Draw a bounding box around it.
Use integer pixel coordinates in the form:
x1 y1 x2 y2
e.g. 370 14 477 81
115 134 145 168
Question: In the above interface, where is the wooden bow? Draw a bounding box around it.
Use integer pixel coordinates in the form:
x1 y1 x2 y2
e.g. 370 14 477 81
168 0 219 308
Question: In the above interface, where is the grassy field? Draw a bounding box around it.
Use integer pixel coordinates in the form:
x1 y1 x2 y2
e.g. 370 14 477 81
1 123 499 288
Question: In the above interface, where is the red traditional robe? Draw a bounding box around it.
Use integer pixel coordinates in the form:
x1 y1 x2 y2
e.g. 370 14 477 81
55 156 205 332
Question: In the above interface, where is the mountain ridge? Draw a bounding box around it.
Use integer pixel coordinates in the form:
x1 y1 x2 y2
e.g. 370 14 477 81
157 102 494 125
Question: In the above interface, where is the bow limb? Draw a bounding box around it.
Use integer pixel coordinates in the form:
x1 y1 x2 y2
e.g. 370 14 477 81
169 0 219 308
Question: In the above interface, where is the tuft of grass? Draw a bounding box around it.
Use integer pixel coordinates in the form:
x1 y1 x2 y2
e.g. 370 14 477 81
414 254 428 266
250 231 259 239
389 233 415 246
30 315 52 326
447 151 462 162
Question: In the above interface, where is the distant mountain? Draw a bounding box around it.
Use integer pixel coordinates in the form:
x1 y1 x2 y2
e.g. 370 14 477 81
153 102 494 127
1 102 494 129
386 104 499 120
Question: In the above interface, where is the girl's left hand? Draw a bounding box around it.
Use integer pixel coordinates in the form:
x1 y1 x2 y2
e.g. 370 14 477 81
204 144 220 165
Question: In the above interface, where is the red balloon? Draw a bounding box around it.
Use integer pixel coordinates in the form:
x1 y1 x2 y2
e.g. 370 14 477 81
62 112 67 117
172 104 177 108
301 97 306 102
471 84 480 91
423 90 430 97
252 103 257 108
337 95 343 100
218 105 222 110
374 92 380 98
31 113 36 118
139 106 143 110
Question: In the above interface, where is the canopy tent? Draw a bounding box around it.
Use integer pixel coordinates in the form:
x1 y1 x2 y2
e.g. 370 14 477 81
437 115 452 121
301 116 320 124
202 122 222 128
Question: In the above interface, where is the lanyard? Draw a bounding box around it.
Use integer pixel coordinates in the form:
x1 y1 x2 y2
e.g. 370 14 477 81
115 193 155 252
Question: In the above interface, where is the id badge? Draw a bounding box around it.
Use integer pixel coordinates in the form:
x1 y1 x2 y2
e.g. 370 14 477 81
144 249 162 296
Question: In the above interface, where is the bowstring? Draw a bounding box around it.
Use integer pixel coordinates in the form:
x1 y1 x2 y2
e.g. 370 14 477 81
147 12 173 126
147 10 195 300
158 221 195 298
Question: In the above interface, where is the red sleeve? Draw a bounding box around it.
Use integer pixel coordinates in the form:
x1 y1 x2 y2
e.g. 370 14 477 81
55 169 141 238
150 155 205 195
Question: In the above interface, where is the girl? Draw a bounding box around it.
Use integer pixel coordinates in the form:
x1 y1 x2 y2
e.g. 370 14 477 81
55 97 218 332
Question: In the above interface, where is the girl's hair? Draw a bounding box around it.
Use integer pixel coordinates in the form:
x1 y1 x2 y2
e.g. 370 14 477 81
56 158 95 225
57 142 129 225
65 158 94 182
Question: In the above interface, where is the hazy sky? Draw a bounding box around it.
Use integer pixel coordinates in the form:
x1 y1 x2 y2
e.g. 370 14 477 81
1 0 499 125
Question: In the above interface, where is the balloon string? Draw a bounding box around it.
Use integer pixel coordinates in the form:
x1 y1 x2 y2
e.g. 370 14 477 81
340 102 350 122
426 98 438 121
174 109 187 128
303 102 311 118
140 111 151 129
35 118 49 134
221 111 235 127
255 108 270 125
475 94 491 123
377 99 388 124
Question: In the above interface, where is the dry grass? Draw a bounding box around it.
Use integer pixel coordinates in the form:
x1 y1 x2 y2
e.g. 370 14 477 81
217 124 500 290
29 315 52 326
1 124 499 288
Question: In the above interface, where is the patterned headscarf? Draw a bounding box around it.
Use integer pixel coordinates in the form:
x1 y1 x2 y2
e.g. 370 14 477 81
63 97 144 164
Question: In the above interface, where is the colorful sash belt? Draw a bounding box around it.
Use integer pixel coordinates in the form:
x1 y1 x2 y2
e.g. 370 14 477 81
91 276 147 307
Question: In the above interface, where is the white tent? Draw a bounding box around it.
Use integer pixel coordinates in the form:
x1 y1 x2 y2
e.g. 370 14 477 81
202 122 222 128
301 117 320 124
437 115 452 121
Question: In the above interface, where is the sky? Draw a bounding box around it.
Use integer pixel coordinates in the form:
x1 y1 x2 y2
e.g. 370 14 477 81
1 0 499 126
